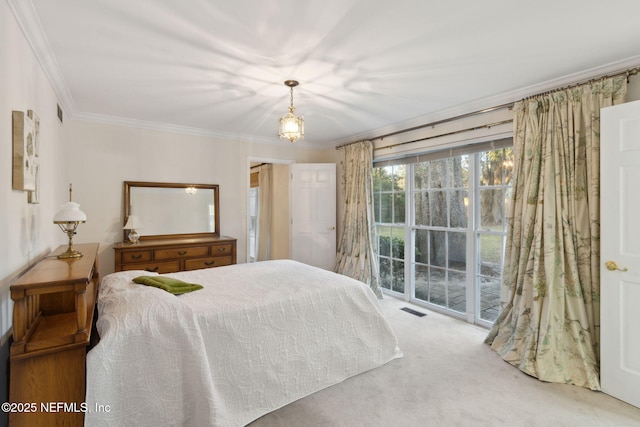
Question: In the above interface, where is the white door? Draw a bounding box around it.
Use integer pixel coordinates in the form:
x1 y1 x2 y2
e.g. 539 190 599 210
290 163 336 270
601 100 640 408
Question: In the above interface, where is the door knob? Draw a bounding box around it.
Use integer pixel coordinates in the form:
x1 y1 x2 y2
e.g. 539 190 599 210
329 226 336 230
605 260 628 272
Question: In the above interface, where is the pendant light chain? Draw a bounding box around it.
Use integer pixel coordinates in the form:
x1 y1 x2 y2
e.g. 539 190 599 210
289 85 295 112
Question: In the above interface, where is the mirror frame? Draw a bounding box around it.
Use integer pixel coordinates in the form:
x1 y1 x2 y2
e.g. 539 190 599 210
123 181 220 241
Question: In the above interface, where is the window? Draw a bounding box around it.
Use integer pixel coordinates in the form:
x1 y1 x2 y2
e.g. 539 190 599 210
374 142 513 325
476 148 512 322
413 155 469 313
373 165 406 294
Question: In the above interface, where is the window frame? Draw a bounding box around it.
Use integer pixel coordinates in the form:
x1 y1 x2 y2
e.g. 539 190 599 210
373 140 513 327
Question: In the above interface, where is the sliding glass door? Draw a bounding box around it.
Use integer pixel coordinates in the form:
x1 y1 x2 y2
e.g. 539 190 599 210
476 149 512 323
413 156 469 314
374 143 513 326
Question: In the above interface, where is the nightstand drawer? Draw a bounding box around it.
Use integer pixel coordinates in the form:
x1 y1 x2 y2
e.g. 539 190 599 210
155 246 209 260
121 261 180 274
184 256 233 271
120 250 152 264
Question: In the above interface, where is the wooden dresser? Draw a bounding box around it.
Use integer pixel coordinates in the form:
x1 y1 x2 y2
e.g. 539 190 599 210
9 243 99 427
113 236 237 273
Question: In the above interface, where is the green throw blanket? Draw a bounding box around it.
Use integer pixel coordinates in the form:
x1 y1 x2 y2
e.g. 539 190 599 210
133 275 203 295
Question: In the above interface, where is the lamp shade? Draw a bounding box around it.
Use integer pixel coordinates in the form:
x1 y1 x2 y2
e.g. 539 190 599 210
53 202 87 223
279 113 304 142
123 215 143 230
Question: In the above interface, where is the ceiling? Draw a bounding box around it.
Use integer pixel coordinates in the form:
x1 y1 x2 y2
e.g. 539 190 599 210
11 0 640 148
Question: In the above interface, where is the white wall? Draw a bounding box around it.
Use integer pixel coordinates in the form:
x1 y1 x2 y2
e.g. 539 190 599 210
0 0 69 345
0 2 70 416
628 76 640 101
66 120 336 279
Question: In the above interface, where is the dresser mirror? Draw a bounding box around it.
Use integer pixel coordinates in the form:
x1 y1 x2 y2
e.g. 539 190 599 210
123 181 219 241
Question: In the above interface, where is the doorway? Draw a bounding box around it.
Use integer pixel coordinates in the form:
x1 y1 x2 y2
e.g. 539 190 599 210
248 159 293 262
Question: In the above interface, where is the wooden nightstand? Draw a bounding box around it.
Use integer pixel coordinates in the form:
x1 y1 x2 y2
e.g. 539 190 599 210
9 243 100 427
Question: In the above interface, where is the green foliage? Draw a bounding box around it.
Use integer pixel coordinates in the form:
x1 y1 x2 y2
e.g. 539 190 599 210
373 166 406 224
378 233 405 292
378 234 404 259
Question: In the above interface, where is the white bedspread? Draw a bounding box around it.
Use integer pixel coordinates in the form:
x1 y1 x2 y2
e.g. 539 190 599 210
85 260 401 427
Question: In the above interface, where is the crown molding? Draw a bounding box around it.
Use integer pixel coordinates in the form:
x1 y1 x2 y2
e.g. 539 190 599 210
12 0 639 150
8 0 76 116
73 112 329 149
333 55 640 147
8 0 328 150
73 54 640 150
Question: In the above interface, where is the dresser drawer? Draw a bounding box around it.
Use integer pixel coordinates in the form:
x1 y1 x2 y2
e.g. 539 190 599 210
121 261 180 274
210 244 233 256
120 250 152 264
154 246 209 260
115 237 236 273
184 256 233 271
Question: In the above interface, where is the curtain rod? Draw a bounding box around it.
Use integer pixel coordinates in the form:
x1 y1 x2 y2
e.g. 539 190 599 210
522 67 639 100
250 162 269 170
335 102 514 150
336 65 640 151
374 119 513 152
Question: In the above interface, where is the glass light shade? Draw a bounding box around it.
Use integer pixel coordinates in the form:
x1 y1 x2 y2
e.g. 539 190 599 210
279 112 304 142
53 201 86 259
53 202 87 223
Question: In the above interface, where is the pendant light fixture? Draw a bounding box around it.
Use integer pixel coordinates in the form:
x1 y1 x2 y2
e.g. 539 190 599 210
278 80 304 142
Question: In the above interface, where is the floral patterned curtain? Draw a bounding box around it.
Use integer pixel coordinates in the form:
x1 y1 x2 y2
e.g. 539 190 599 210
335 140 382 298
485 76 627 390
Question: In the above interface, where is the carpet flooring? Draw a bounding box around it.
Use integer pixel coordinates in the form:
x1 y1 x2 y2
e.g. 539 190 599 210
249 296 640 427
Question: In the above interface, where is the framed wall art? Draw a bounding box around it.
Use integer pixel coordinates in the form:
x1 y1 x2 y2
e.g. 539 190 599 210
28 163 40 204
27 110 41 203
12 110 37 192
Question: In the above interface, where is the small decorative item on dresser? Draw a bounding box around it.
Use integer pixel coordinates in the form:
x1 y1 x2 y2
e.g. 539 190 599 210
123 215 143 244
53 184 87 259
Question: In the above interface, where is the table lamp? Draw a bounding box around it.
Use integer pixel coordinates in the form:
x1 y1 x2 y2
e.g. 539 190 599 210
53 184 87 259
123 215 143 244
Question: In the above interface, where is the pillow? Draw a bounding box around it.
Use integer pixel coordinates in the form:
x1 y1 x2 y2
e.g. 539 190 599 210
132 275 203 295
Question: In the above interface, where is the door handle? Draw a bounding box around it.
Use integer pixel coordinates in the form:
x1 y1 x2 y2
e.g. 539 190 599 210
329 226 336 230
605 261 628 272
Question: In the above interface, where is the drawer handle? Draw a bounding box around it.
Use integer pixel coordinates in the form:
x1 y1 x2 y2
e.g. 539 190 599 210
205 261 216 266
131 254 142 260
178 251 187 256
218 247 226 252
146 266 159 272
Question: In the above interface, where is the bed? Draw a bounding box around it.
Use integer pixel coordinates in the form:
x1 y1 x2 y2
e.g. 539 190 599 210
85 260 402 426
